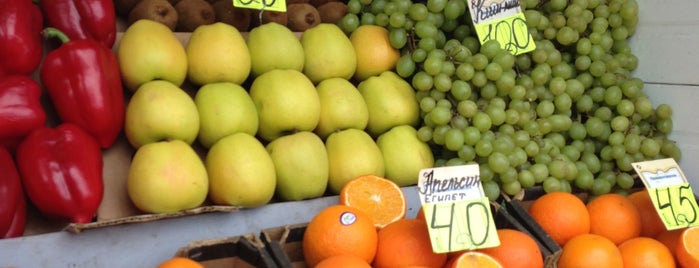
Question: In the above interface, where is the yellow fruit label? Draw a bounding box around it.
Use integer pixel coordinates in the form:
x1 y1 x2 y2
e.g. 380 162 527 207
418 165 500 253
233 0 286 12
633 158 699 230
468 0 535 55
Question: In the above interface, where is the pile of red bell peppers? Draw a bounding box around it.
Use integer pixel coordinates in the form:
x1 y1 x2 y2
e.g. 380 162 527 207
0 0 121 238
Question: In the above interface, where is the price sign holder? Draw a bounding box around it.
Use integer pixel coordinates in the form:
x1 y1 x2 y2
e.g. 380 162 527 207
233 0 286 13
632 158 699 230
466 0 535 55
417 164 499 253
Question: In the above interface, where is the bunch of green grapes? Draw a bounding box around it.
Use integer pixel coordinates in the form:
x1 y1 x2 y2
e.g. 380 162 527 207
339 0 681 200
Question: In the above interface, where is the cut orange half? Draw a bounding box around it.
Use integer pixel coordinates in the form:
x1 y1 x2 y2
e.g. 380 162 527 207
339 174 407 229
447 251 504 268
677 226 699 268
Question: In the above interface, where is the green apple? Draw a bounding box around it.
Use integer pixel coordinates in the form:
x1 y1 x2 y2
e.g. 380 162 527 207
314 78 369 140
117 19 187 92
301 23 357 84
246 22 304 77
325 128 385 194
377 125 435 186
125 80 200 149
195 82 258 148
127 139 208 214
358 71 420 137
206 132 276 208
266 131 328 201
249 69 320 142
186 22 251 86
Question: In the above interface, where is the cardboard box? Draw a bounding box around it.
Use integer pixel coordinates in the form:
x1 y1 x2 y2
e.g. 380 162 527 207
260 201 555 268
174 233 278 268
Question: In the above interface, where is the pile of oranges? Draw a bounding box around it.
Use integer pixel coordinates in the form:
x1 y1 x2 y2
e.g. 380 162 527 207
527 189 699 268
302 174 545 268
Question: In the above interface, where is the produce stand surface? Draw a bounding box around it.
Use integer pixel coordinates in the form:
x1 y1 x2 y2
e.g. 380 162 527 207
2 0 699 267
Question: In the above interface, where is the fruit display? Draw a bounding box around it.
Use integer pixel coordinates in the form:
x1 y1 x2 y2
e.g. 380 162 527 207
1 0 697 267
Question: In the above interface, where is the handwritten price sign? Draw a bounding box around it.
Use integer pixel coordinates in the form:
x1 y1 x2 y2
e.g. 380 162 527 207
632 158 699 230
467 0 535 55
233 0 286 12
418 165 499 253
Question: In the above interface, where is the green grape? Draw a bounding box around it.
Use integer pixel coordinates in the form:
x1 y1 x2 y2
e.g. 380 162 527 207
655 103 673 119
339 14 360 33
412 48 428 63
414 21 438 39
450 80 472 101
518 170 537 188
542 177 562 193
656 118 673 134
417 126 433 142
458 145 476 161
443 0 464 20
360 13 376 25
408 3 429 21
412 71 433 91
426 0 447 12
389 28 408 49
616 172 635 189
446 157 467 166
457 100 478 118
370 0 388 14
375 13 389 27
396 53 416 78
471 53 489 70
418 37 437 52
640 138 660 158
445 128 465 151
483 180 501 201
419 96 436 113
383 2 398 15
423 56 443 76
591 178 612 196
455 63 475 81
475 139 493 157
432 125 450 145
484 62 503 81
433 73 452 92
502 180 522 196
347 0 363 14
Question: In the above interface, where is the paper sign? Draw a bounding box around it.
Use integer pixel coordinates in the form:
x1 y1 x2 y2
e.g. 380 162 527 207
233 0 286 12
418 165 500 253
467 0 535 55
632 158 699 230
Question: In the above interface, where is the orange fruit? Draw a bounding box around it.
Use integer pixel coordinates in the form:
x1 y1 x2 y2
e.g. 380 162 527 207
314 254 372 268
156 257 204 268
445 251 504 268
557 233 624 268
656 228 685 258
676 226 699 268
339 174 407 229
587 193 642 245
302 205 378 267
477 228 544 268
373 218 447 268
618 237 676 268
628 189 666 238
527 191 590 246
349 25 400 81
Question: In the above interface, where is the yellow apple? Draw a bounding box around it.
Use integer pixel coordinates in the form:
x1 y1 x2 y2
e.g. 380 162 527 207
325 128 385 194
127 139 208 214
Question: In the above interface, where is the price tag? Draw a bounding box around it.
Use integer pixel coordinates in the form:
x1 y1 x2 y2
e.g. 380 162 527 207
233 0 286 12
418 164 499 253
632 158 699 230
467 0 535 55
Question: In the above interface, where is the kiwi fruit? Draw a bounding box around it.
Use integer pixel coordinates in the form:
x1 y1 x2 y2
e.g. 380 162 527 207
308 0 337 8
212 0 251 31
287 0 310 4
316 1 348 24
128 0 179 31
175 0 216 32
115 0 142 16
250 10 288 28
167 0 183 6
286 3 321 32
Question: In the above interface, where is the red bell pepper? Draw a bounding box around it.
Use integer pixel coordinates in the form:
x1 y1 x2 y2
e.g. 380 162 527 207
40 27 124 149
0 147 27 238
0 75 47 150
0 0 44 77
38 0 116 48
16 123 103 224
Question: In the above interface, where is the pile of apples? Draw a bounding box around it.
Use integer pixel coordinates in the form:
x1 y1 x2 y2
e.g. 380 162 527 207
116 19 434 214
